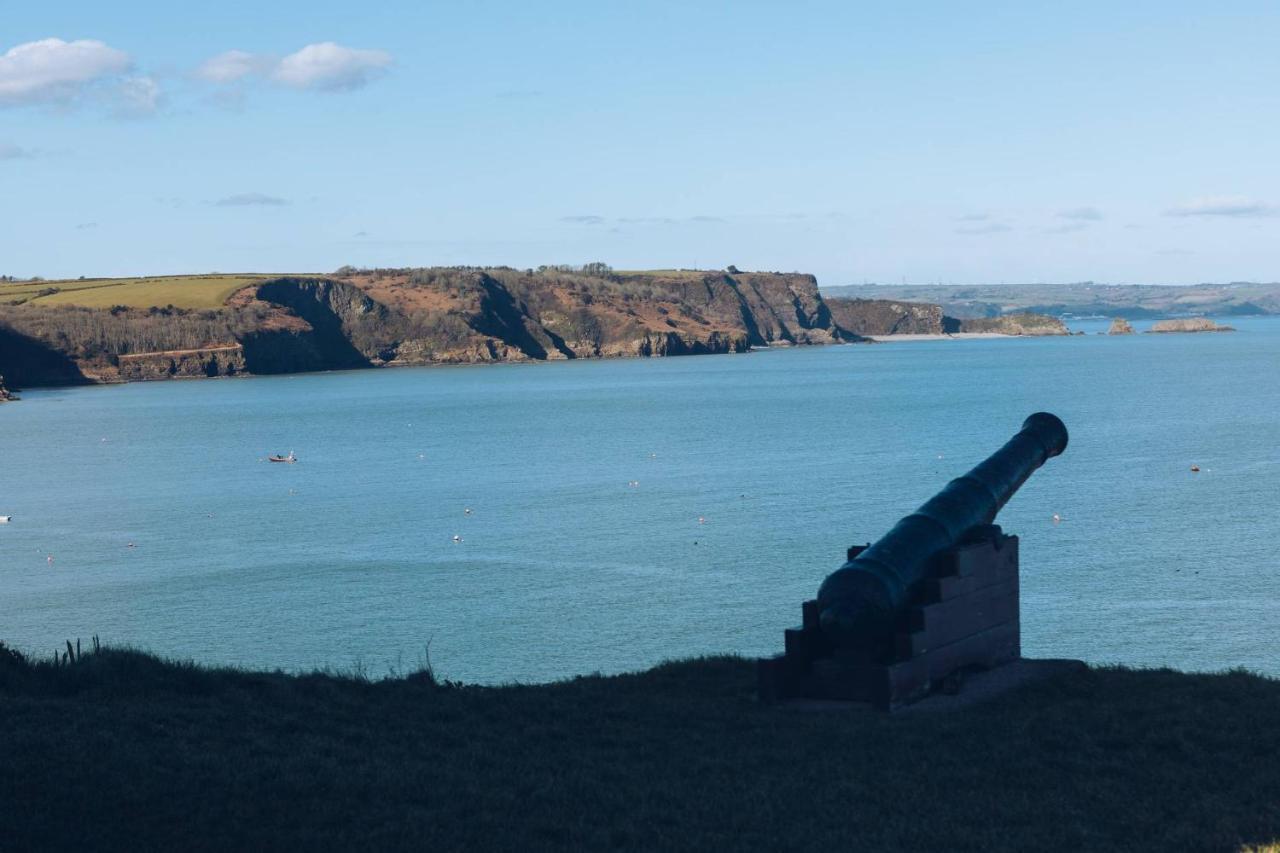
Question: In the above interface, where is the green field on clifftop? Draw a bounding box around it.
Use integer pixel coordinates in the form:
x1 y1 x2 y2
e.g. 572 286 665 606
0 647 1277 851
0 274 271 309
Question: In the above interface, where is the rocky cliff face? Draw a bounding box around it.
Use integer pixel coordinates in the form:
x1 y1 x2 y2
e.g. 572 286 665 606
115 346 246 381
0 268 860 386
824 298 945 335
0 374 13 401
1108 318 1135 335
1148 318 1235 333
335 268 849 367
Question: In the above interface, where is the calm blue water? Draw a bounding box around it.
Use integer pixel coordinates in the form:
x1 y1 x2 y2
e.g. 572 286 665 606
3 318 1279 682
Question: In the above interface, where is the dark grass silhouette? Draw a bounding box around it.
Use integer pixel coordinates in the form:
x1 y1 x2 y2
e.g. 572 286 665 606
1 642 1278 851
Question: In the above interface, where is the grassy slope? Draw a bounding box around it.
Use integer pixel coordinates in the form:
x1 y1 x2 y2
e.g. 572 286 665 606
0 275 269 309
1 649 1277 852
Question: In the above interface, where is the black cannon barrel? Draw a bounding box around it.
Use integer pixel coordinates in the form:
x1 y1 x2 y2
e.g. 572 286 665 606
816 412 1068 649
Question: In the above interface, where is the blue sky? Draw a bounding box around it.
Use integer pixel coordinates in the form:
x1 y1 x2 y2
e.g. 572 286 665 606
3 1 1279 285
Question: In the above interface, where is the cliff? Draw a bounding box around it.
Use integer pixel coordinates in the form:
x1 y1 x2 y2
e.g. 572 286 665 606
0 374 13 401
115 346 246 381
824 297 945 335
1108 318 1135 335
957 313 1070 336
0 268 861 387
1147 318 1235 333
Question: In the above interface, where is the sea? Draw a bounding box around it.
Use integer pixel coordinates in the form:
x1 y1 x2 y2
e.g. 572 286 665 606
2 316 1278 683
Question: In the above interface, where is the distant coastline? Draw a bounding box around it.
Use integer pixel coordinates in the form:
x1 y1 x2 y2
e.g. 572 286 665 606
0 267 1253 396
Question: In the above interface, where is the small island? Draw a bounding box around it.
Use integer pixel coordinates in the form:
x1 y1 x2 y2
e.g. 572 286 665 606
1108 318 1135 335
1147 318 1235 334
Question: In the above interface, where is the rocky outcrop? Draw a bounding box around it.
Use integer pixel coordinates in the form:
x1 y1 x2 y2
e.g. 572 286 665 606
115 346 246 381
957 313 1070 336
250 278 381 371
1108 318 1135 335
0 374 14 401
824 298 945 336
1147 318 1235 333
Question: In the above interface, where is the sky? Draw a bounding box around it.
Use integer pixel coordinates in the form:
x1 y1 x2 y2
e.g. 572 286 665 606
2 1 1279 285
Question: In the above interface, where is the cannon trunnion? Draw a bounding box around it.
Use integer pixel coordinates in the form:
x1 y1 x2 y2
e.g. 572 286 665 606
758 413 1068 710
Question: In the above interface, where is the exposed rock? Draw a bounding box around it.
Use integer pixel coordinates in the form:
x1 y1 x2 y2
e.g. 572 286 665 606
0 268 864 385
115 346 247 381
1147 318 1235 333
957 313 1070 336
824 298 944 336
1108 318 1135 335
0 374 14 401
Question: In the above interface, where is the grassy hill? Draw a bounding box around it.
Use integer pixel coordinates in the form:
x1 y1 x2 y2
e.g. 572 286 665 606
0 275 270 309
1 644 1277 851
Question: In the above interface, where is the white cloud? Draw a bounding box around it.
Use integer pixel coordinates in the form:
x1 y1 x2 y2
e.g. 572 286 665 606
1057 206 1103 221
1166 196 1275 218
196 42 392 97
273 42 391 91
196 50 265 84
216 192 289 206
0 38 132 106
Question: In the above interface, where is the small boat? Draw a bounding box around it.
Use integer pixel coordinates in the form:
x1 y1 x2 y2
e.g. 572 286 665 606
0 515 10 524
1190 465 1200 473
268 453 297 464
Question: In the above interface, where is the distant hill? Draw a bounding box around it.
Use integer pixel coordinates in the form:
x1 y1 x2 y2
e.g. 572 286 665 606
0 267 858 387
821 282 1280 319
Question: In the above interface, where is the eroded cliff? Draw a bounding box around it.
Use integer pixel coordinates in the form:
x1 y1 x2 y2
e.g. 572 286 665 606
0 268 861 386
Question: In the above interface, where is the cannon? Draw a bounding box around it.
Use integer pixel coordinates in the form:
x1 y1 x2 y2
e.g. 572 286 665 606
816 412 1068 651
760 412 1069 708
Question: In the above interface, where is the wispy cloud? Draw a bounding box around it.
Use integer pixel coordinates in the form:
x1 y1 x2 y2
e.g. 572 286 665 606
75 222 98 230
1057 206 1103 221
1044 222 1089 234
0 141 34 159
113 74 162 117
215 192 289 207
197 43 392 94
955 222 1012 235
1166 196 1276 218
562 214 728 226
616 216 676 225
196 50 269 84
955 212 992 222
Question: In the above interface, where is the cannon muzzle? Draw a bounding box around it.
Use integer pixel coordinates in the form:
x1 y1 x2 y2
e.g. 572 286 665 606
816 412 1068 649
